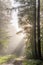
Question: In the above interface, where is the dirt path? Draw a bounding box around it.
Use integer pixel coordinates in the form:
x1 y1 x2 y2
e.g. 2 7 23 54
13 60 23 65
2 61 23 65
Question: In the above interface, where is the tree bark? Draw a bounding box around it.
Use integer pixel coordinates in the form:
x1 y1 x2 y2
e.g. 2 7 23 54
37 0 41 59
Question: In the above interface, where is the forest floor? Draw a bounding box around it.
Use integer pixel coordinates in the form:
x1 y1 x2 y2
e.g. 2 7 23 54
1 57 24 65
1 58 43 65
2 60 23 65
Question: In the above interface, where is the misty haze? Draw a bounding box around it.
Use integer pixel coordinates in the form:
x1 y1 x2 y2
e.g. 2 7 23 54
0 0 43 65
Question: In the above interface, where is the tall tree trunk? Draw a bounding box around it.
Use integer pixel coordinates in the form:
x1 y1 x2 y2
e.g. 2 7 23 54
34 0 37 58
37 0 41 59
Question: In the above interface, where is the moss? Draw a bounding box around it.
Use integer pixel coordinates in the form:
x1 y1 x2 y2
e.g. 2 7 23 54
0 55 16 64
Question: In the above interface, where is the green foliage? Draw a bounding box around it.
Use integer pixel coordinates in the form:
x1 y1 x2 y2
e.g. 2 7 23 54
18 0 36 58
0 55 16 64
23 60 42 65
0 55 11 64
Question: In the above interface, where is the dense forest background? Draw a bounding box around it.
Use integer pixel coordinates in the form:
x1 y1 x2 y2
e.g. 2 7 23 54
0 0 43 65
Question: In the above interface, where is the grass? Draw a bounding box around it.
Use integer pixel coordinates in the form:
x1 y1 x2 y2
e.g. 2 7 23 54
0 55 17 64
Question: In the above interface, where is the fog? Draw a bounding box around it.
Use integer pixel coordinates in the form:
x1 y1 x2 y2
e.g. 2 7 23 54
4 0 25 56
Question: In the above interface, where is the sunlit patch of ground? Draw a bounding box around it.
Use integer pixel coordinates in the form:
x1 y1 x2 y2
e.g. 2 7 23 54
0 55 17 64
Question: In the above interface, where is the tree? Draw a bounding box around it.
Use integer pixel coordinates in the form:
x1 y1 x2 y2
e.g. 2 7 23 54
37 0 41 59
40 0 43 59
0 0 11 55
16 0 37 58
